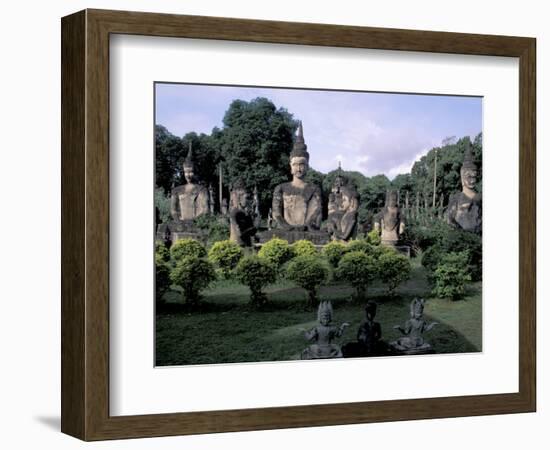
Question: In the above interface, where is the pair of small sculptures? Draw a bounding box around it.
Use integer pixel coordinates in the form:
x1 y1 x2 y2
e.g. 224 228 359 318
301 298 438 359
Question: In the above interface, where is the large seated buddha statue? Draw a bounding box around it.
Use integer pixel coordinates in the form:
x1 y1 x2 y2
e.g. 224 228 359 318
157 143 211 244
272 122 322 231
170 143 210 222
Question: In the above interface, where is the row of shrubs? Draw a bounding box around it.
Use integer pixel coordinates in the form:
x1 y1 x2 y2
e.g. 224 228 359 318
156 230 413 307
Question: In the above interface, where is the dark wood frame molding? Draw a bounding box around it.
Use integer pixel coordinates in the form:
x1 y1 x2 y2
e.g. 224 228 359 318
61 9 536 441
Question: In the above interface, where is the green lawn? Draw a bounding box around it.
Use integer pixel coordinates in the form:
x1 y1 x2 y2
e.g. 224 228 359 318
155 258 481 366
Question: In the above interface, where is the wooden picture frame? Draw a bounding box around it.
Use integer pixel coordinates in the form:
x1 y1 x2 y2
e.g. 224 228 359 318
61 9 536 441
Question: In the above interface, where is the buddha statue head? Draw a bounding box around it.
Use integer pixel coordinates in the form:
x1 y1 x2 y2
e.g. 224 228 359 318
183 142 197 184
460 144 478 192
289 121 310 181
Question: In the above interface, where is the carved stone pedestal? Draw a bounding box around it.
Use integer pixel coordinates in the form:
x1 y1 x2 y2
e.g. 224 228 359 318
257 229 330 245
156 222 207 244
389 341 434 355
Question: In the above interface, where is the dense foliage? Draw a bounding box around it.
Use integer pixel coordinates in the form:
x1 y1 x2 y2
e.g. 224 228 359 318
155 241 171 263
193 214 230 246
336 251 377 301
291 239 317 257
170 238 207 261
378 249 412 295
219 98 299 215
169 257 216 305
322 241 347 268
286 255 329 306
257 238 294 271
207 240 244 277
420 225 482 282
432 251 472 300
155 261 171 302
235 255 277 305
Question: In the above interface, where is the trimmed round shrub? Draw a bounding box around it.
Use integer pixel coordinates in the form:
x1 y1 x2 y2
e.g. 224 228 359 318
378 249 412 295
286 255 329 307
155 240 170 263
322 241 347 268
432 251 472 301
257 238 293 270
347 238 370 254
208 240 244 277
170 238 207 261
169 256 216 305
235 256 277 305
291 239 317 257
336 251 377 301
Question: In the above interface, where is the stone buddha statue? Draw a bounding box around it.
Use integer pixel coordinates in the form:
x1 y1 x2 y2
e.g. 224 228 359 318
229 180 257 247
446 143 482 234
375 190 405 246
272 122 322 231
170 143 210 222
391 298 438 354
301 301 349 360
326 166 359 241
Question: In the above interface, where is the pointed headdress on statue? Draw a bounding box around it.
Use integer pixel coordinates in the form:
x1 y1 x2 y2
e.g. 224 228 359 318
317 301 333 323
183 142 196 169
290 121 310 160
410 298 425 318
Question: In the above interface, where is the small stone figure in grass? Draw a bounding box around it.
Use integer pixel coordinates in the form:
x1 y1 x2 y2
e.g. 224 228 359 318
301 301 349 359
391 298 438 355
342 301 387 357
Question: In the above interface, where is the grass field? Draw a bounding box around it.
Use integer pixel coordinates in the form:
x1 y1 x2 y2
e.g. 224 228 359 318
155 258 482 366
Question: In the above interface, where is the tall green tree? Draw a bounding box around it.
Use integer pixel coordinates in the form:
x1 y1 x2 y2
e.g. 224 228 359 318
357 174 391 225
219 97 298 215
154 125 223 195
408 133 482 208
155 125 185 193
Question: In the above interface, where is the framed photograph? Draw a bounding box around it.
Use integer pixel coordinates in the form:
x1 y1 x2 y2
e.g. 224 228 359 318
61 9 536 441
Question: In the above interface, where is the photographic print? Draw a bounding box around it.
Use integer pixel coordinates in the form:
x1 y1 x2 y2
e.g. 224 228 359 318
154 83 482 366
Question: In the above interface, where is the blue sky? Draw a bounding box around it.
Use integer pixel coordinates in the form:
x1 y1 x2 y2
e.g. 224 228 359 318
155 83 482 179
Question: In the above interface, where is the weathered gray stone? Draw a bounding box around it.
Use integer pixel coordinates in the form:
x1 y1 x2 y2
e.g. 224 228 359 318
375 190 405 247
229 181 257 247
326 170 359 241
272 122 322 231
446 143 482 234
301 301 350 359
169 144 210 222
390 298 438 355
